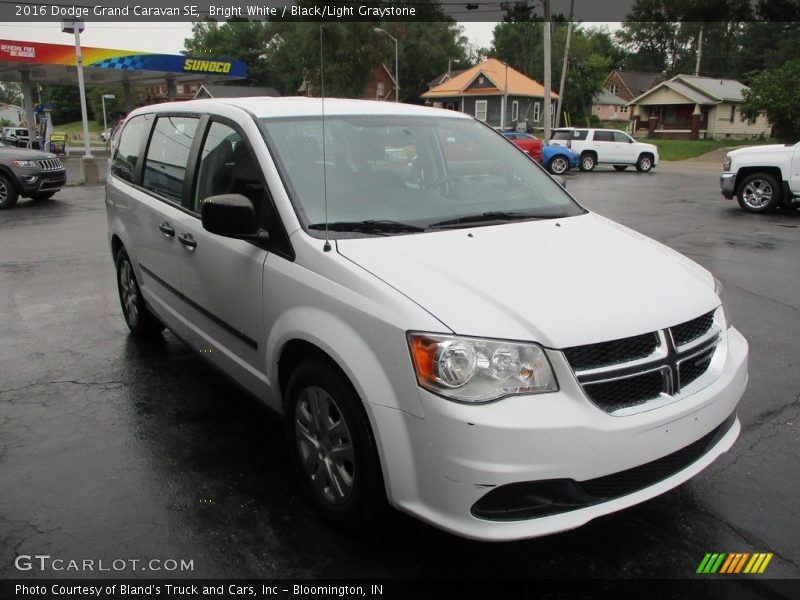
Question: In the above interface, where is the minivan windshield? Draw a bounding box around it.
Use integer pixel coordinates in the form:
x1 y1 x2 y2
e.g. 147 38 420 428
259 115 585 236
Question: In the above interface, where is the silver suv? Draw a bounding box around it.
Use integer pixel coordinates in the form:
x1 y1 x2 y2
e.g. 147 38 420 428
550 127 659 173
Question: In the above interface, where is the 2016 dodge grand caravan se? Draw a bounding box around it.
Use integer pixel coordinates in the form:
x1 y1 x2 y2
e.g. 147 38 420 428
106 98 748 541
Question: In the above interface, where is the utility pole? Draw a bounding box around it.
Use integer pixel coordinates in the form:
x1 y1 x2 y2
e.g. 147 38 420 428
694 25 703 76
555 0 574 129
543 0 552 141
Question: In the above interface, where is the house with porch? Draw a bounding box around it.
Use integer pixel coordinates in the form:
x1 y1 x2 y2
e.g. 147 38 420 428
421 58 557 131
628 75 770 139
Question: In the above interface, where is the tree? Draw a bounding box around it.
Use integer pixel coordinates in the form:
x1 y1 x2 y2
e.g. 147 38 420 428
42 85 87 125
0 82 22 106
87 87 125 127
741 59 800 141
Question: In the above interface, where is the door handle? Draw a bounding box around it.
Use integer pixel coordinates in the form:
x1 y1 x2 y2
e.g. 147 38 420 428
158 221 175 237
178 233 197 250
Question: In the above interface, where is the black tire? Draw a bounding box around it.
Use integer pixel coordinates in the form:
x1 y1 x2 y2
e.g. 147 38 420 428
548 155 569 175
736 173 782 213
636 154 654 173
115 249 164 337
579 152 596 172
285 359 386 531
613 165 627 172
31 191 56 201
0 174 19 209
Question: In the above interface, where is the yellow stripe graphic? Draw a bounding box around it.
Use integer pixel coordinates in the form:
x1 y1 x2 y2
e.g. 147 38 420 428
758 553 773 574
744 554 759 573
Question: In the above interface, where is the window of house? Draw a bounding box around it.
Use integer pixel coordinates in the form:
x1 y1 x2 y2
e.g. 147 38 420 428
377 82 385 98
511 101 519 122
620 105 629 114
142 115 199 203
532 102 540 122
475 100 488 122
730 105 736 123
610 84 619 95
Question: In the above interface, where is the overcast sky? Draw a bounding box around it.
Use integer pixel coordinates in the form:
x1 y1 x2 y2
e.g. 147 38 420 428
0 22 618 56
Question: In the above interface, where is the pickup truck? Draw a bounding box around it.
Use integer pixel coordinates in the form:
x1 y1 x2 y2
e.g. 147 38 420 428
720 142 800 212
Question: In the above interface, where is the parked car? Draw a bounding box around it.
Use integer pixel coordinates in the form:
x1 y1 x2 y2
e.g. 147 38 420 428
2 126 30 148
550 127 659 172
0 141 66 209
720 142 800 212
106 98 747 541
501 131 543 162
541 144 579 175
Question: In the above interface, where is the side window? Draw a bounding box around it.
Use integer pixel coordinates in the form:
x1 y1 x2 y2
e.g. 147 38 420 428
142 115 199 203
475 100 488 122
593 130 614 142
572 130 589 141
111 115 151 183
194 121 265 214
613 131 632 143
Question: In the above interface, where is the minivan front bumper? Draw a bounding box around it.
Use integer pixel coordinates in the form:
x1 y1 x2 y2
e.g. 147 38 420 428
371 326 747 541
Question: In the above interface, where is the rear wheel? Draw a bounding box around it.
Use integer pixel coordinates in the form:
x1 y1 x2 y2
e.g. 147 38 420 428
579 152 596 172
286 360 386 530
613 165 627 172
736 173 781 213
115 249 164 337
636 154 654 173
0 174 19 209
548 155 569 175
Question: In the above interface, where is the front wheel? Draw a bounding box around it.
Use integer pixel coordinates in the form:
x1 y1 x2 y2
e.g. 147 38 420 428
548 155 569 175
736 173 781 212
286 360 386 530
579 153 596 172
116 249 164 337
636 154 654 173
0 174 19 209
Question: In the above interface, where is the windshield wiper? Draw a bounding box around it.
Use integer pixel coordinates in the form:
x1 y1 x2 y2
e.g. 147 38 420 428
308 220 426 234
428 211 562 229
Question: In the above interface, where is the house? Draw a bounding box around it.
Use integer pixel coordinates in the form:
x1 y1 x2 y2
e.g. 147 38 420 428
421 58 558 131
591 90 630 121
628 75 770 139
0 103 24 125
604 69 664 103
362 65 397 101
142 81 204 104
426 69 467 91
194 84 280 99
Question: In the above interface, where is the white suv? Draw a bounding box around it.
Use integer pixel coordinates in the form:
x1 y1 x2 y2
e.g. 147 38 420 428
551 127 659 173
106 98 746 541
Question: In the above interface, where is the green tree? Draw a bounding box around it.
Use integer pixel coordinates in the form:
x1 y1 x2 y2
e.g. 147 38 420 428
42 85 87 125
87 87 125 128
741 59 800 141
0 82 22 106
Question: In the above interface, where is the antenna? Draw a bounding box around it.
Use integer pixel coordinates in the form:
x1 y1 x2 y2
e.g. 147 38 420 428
320 25 331 253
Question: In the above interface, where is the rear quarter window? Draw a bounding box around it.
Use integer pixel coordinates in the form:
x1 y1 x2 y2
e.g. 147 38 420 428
111 115 151 183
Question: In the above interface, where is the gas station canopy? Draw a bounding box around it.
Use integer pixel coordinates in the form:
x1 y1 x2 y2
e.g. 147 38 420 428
0 38 247 87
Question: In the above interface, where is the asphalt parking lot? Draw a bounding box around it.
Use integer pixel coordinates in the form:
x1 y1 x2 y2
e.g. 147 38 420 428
1 163 798 589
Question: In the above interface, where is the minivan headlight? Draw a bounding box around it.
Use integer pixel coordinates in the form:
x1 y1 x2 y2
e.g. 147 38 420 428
408 333 557 403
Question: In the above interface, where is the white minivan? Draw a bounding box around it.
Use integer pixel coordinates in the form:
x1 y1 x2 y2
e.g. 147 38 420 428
106 98 747 541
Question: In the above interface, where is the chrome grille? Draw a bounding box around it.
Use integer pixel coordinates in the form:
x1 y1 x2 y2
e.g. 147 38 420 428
38 158 64 171
564 310 721 415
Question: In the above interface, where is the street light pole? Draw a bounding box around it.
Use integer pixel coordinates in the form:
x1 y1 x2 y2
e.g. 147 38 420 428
374 28 399 102
101 94 115 132
62 21 92 159
448 58 459 79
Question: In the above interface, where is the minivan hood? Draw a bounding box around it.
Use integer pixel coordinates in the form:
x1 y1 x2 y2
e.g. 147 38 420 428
336 213 718 349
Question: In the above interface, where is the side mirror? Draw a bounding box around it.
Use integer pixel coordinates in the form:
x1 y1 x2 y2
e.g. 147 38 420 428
201 194 269 241
553 175 567 189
